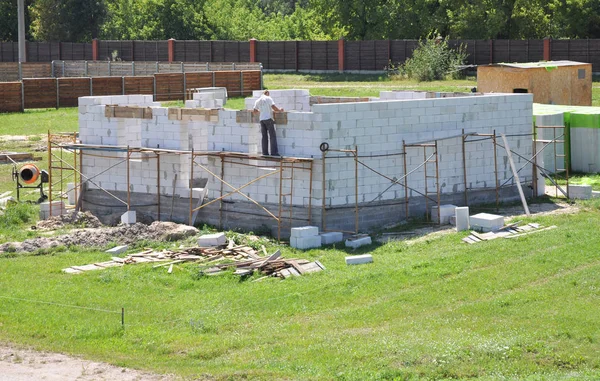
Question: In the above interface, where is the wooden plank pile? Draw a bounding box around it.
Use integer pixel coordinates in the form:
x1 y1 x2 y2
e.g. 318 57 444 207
462 222 557 244
63 240 324 279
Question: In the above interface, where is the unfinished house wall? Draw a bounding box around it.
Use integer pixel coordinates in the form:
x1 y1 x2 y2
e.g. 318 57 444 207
77 90 534 233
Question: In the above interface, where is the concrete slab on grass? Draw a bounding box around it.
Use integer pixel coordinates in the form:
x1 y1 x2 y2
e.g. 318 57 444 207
346 254 373 265
198 232 227 247
106 245 128 254
320 232 343 245
290 235 321 250
469 213 504 232
345 235 372 249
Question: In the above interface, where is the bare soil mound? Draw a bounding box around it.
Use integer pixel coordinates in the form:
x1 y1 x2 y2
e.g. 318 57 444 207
0 221 198 253
36 211 103 230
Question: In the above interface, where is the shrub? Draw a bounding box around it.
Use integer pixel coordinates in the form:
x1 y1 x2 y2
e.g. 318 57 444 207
402 34 467 81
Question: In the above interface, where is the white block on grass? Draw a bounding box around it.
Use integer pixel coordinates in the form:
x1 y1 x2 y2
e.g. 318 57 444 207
345 235 372 249
592 191 600 198
469 213 504 232
121 211 136 225
455 206 470 232
106 245 128 254
431 204 457 224
290 226 319 238
320 232 343 245
198 232 227 247
567 184 592 199
345 254 373 265
290 235 322 250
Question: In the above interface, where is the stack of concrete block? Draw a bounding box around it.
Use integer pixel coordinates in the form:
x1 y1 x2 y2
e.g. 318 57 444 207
320 232 343 245
185 88 227 109
39 201 66 220
290 226 322 250
245 89 311 112
431 204 457 224
567 184 592 199
469 213 504 232
121 211 136 224
198 232 227 247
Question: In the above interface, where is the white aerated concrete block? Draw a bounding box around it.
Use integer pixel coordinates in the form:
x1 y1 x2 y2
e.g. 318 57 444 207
592 191 600 198
290 235 322 250
39 201 66 220
345 235 372 249
345 254 373 265
320 232 343 245
568 184 592 199
455 207 470 232
66 183 76 205
106 245 128 254
121 211 136 225
198 232 227 247
469 213 504 232
290 226 319 238
431 204 457 224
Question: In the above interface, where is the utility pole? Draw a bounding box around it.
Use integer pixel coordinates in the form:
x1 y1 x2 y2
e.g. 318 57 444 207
17 0 26 62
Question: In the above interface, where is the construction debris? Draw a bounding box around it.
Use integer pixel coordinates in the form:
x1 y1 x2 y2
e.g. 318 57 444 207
462 223 556 244
63 240 324 279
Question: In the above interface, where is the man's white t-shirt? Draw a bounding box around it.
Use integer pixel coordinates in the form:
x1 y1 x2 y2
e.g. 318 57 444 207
254 95 275 121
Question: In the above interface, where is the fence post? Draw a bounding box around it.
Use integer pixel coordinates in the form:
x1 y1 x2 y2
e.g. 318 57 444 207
18 62 22 80
168 38 175 62
249 38 257 63
92 39 98 61
543 37 552 61
338 38 345 72
20 81 24 111
489 39 494 64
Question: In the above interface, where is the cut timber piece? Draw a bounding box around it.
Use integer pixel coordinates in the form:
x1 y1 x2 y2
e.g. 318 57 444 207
320 232 343 245
500 134 530 216
345 254 373 265
345 235 372 249
567 185 592 199
198 232 227 247
106 245 128 254
470 213 505 232
431 204 457 224
290 226 319 238
505 225 557 239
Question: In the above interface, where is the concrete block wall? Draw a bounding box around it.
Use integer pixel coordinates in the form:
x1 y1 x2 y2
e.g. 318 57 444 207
244 89 311 112
79 91 534 230
533 112 565 174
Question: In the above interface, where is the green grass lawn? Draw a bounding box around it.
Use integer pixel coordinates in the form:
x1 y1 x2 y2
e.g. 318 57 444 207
0 204 599 380
1 75 600 379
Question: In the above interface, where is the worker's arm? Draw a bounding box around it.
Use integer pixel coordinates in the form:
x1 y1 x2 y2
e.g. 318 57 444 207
271 104 283 112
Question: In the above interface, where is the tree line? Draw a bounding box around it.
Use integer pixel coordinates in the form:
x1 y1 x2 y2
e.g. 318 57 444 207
1 0 599 43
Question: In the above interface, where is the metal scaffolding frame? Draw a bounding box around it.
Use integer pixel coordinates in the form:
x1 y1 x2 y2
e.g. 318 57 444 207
532 124 569 198
48 137 314 240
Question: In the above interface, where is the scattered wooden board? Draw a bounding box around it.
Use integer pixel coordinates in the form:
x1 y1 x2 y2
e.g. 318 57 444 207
463 223 554 244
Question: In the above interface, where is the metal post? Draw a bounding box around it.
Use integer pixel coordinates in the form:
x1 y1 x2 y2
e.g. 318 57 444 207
126 146 130 211
189 150 194 226
321 150 327 232
73 132 78 207
403 140 408 220
17 0 26 62
219 155 224 229
308 160 313 225
434 140 440 224
493 131 499 211
48 131 52 217
462 128 468 205
354 146 359 234
156 153 161 221
78 149 83 211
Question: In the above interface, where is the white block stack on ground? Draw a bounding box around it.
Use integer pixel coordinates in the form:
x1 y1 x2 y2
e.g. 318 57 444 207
431 204 457 224
567 184 592 199
121 211 136 225
455 207 470 232
469 213 505 232
198 232 227 247
290 226 322 250
39 201 66 220
320 232 344 245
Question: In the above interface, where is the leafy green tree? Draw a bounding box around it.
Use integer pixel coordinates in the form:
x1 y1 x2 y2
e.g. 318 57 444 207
30 0 106 41
0 0 33 42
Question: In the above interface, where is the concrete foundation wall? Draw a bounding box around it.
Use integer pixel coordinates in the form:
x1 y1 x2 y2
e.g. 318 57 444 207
78 90 534 232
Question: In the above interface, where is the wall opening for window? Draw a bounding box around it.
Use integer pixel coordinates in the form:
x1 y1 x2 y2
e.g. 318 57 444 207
513 88 528 93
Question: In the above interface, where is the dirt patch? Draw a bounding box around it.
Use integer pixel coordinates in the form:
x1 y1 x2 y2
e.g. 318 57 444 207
0 344 175 380
0 221 198 253
36 211 103 230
